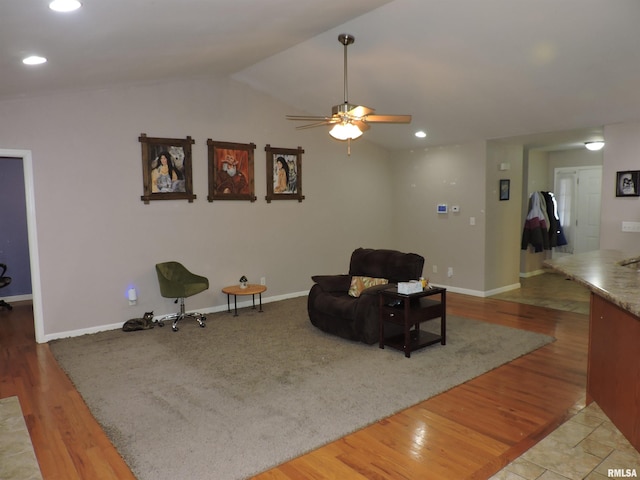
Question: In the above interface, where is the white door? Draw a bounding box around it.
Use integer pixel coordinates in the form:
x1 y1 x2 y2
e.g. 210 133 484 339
575 167 602 253
554 166 602 256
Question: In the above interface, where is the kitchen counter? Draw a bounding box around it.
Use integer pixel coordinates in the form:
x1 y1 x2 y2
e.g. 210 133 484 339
544 249 640 320
544 249 640 452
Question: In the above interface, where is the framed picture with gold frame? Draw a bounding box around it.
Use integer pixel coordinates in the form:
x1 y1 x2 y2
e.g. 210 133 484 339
139 133 196 204
207 140 257 202
265 144 305 203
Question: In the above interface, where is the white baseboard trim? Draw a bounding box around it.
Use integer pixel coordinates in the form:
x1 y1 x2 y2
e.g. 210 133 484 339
429 283 486 297
430 283 521 298
1 294 33 303
520 269 546 278
483 282 521 297
43 290 310 342
42 281 537 342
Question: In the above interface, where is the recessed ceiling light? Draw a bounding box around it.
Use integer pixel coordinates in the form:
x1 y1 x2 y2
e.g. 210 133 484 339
415 131 427 138
22 56 47 65
49 0 82 12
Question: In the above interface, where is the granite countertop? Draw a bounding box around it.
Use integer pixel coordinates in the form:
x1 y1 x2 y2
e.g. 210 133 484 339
544 249 640 319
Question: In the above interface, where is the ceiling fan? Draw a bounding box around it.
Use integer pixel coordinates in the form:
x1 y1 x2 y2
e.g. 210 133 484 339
286 33 412 154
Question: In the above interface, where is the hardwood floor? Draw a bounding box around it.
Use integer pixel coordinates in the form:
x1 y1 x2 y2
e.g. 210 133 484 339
0 291 588 479
0 303 136 480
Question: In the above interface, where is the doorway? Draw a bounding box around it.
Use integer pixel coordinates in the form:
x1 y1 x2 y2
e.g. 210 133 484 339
553 166 602 257
0 149 44 343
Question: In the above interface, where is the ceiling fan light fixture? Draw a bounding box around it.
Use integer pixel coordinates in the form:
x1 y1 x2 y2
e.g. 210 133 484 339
329 122 363 141
585 141 604 151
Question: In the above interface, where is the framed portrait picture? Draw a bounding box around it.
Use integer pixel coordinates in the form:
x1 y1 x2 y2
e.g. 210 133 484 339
265 144 305 203
616 170 640 197
139 134 196 204
207 140 257 202
499 179 510 201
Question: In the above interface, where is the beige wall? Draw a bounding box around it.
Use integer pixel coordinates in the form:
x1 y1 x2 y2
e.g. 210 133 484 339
391 142 488 293
2 72 638 339
484 142 524 293
548 148 603 172
0 76 395 339
601 122 640 250
390 140 524 295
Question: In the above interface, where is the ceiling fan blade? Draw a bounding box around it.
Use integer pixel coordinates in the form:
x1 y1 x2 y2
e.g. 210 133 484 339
353 120 370 132
363 114 412 124
348 105 375 118
295 120 338 130
332 103 375 118
286 115 332 122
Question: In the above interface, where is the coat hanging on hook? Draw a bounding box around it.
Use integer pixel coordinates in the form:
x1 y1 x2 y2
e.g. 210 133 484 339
521 191 567 252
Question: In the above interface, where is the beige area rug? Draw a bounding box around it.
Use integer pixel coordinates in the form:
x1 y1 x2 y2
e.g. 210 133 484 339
50 296 554 480
0 396 43 480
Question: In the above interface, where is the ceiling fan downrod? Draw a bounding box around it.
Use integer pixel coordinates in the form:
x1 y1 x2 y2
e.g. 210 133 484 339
338 34 355 107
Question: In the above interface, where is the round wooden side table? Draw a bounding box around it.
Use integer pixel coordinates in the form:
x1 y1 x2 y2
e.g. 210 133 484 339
221 284 267 316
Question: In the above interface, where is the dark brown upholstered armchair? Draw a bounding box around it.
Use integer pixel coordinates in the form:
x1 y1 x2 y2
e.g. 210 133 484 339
308 248 425 344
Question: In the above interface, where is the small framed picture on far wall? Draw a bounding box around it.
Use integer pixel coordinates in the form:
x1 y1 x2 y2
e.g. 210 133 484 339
616 170 640 197
499 179 510 201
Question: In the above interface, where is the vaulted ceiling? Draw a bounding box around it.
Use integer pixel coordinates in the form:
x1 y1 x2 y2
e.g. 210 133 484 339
4 0 639 151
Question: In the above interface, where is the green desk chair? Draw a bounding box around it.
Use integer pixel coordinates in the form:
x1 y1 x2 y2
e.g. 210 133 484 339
155 261 209 332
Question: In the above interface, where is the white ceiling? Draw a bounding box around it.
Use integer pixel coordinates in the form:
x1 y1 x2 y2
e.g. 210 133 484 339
4 0 640 151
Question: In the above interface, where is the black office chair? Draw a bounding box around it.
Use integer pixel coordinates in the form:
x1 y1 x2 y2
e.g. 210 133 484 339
0 263 12 311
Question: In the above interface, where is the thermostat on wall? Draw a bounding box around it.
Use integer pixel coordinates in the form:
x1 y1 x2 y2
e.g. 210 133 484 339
437 204 448 214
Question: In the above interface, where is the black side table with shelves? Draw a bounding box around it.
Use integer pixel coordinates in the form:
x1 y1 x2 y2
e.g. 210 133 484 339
378 286 446 358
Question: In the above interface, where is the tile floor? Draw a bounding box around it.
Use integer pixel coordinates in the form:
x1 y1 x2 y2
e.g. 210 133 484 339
490 269 591 315
0 397 43 480
490 402 640 480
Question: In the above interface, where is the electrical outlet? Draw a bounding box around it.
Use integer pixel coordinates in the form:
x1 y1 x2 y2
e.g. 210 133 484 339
260 277 266 285
447 267 453 277
432 265 437 273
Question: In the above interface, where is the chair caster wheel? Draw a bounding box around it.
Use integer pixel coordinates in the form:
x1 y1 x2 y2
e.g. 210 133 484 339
199 323 206 328
156 321 164 327
172 326 179 332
